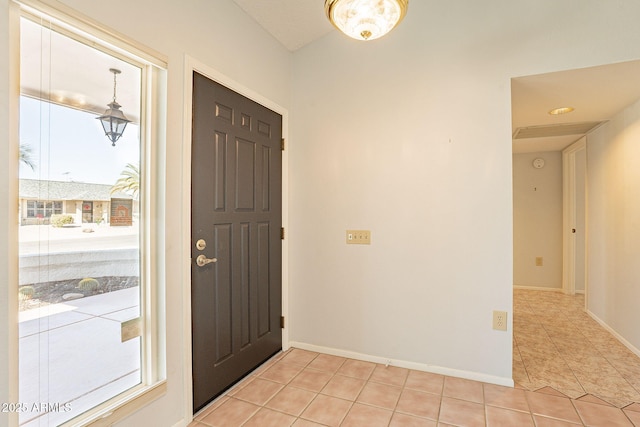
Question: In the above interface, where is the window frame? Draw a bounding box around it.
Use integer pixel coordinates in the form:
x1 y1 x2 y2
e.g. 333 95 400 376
12 2 168 426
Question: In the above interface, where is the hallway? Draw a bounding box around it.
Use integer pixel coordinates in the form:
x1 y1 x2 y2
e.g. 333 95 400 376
514 289 640 407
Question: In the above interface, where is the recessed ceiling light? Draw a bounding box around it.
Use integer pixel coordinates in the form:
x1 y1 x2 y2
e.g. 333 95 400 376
549 107 575 115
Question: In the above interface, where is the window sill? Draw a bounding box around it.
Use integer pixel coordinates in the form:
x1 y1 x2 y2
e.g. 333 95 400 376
65 380 167 427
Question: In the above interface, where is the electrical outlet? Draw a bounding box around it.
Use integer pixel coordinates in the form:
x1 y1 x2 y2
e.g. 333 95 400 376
493 311 508 331
535 256 543 266
346 230 371 245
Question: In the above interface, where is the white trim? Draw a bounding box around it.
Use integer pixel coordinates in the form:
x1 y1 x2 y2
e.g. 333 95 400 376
290 342 514 388
513 285 563 292
562 137 587 296
5 3 22 427
181 54 290 424
587 310 640 359
13 0 167 68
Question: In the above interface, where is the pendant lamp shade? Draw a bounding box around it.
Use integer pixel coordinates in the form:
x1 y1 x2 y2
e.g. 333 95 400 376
97 68 131 146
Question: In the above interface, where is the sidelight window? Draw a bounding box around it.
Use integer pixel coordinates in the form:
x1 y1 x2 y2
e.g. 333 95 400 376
15 3 166 426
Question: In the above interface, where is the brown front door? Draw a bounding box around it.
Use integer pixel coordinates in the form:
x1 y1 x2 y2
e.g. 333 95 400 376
191 71 283 412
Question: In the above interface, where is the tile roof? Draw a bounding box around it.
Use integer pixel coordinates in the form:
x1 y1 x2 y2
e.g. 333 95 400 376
19 179 132 201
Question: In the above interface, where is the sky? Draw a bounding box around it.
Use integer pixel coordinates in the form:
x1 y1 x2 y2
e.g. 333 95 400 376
19 96 140 186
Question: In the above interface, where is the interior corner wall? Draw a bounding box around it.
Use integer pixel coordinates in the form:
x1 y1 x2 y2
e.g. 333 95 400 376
513 152 563 289
289 0 640 384
586 97 640 352
0 1 291 426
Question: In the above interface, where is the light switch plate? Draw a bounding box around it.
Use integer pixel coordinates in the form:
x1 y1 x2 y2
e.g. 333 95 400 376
346 230 371 245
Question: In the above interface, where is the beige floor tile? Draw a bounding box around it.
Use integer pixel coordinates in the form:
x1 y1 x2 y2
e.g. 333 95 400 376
265 385 316 416
291 419 325 427
369 364 409 387
395 388 441 420
389 412 437 427
340 402 392 427
259 361 305 384
299 394 352 427
242 407 297 427
576 393 615 406
573 399 635 427
281 348 319 366
484 383 530 412
307 353 346 373
289 368 333 392
404 370 444 395
532 415 582 427
485 405 535 427
199 398 260 427
526 391 582 424
438 397 485 427
514 290 640 408
442 376 484 403
194 396 228 420
320 374 366 401
624 402 640 412
232 378 283 405
356 381 402 410
624 408 640 426
337 358 376 380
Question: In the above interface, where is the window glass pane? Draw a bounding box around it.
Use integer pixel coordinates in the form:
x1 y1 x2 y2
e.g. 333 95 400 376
18 16 143 426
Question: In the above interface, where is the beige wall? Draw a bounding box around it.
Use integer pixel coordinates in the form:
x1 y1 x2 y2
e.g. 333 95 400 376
513 152 563 289
2 1 640 426
587 97 640 352
289 0 640 387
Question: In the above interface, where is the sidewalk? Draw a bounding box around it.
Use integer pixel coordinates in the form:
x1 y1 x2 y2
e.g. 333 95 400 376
17 224 142 425
19 288 141 426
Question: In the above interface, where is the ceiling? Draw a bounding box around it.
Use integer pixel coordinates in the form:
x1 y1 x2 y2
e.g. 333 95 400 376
19 1 640 154
511 60 640 153
231 0 333 52
230 1 640 154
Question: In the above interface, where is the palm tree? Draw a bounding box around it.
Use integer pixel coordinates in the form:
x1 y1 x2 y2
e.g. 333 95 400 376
111 163 139 199
19 143 36 171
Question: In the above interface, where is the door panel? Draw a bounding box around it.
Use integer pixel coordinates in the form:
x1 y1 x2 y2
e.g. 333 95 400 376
191 72 282 412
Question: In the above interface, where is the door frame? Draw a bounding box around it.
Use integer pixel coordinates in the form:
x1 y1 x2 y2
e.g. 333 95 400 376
180 55 290 422
562 137 587 298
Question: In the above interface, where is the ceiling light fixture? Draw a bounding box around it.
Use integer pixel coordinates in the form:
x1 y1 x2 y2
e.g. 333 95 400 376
325 0 409 41
97 68 131 146
548 106 575 115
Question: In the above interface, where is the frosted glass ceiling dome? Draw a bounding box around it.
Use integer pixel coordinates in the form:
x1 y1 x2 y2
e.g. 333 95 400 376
325 0 409 41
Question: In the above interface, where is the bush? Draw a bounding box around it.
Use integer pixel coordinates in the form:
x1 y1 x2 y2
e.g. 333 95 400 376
50 214 74 227
77 277 100 292
19 286 35 300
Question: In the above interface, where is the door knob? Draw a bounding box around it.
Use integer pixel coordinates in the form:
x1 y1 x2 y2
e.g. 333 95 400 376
196 254 217 267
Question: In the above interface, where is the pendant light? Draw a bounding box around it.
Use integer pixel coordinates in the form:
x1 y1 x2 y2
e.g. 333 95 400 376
325 0 409 41
96 68 131 146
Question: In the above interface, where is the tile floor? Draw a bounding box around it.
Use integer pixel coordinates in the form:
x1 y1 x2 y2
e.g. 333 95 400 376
514 289 640 408
190 346 640 427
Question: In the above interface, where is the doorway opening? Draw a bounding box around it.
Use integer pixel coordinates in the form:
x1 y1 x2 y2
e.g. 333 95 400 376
511 61 640 406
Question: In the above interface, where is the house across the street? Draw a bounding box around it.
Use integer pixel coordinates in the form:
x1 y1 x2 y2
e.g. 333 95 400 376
19 179 135 226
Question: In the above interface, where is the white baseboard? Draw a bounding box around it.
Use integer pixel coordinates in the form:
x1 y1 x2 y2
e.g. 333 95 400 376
587 311 640 359
289 341 514 388
513 285 563 292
